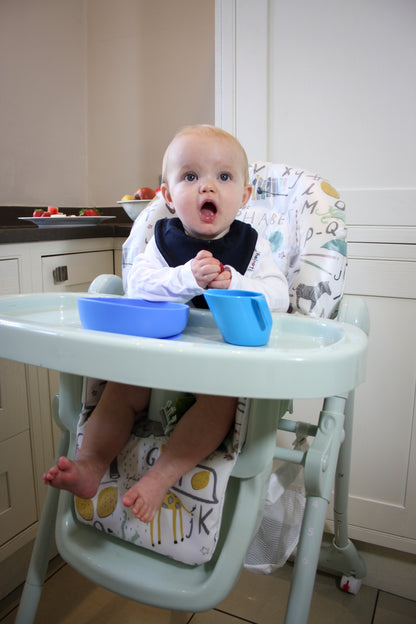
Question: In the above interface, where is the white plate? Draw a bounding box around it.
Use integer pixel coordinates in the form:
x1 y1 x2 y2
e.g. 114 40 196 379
19 216 116 228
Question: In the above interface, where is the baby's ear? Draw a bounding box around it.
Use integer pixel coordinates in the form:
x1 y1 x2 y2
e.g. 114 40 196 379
241 184 253 207
161 183 175 213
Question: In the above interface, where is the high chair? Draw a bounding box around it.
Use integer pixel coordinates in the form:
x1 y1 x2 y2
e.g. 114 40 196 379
0 162 369 624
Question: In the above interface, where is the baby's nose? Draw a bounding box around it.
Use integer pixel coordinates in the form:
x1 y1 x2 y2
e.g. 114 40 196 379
200 178 215 192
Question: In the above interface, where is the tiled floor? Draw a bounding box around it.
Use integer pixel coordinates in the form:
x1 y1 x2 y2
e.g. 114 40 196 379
1 557 416 624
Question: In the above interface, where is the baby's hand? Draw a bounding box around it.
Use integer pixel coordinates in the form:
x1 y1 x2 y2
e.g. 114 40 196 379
208 267 231 289
191 250 222 288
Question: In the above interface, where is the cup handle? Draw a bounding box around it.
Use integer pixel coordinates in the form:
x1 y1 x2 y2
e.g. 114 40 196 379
251 297 272 333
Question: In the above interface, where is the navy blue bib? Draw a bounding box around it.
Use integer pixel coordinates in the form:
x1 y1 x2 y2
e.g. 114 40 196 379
154 218 258 308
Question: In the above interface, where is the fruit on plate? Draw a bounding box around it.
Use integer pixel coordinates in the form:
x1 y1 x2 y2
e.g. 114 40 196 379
48 206 59 214
79 208 101 217
134 187 155 200
32 209 46 217
121 194 134 201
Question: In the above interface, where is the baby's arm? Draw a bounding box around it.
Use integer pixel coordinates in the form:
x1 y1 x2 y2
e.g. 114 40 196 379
126 237 205 302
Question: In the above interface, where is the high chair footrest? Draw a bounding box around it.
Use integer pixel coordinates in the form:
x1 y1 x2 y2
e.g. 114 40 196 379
55 466 270 612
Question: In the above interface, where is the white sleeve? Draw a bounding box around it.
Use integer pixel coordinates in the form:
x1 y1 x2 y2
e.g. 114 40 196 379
226 237 289 312
126 236 205 303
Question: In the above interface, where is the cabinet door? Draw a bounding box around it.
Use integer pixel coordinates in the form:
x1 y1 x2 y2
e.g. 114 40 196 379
0 257 20 294
341 249 416 551
0 359 30 440
0 258 30 440
41 250 114 292
276 246 416 553
0 431 37 547
0 257 37 558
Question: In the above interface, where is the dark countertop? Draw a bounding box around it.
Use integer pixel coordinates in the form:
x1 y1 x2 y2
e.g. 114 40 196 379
0 206 133 244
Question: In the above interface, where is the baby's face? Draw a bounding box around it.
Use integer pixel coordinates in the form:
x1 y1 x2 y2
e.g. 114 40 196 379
161 133 251 240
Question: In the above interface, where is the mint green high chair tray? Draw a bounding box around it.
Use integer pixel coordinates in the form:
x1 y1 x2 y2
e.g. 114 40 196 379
0 290 368 624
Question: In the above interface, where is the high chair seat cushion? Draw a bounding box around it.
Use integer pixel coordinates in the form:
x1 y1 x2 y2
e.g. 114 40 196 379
122 162 347 318
242 162 347 318
73 378 248 566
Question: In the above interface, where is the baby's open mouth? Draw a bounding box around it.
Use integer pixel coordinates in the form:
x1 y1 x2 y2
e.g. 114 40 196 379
200 201 217 222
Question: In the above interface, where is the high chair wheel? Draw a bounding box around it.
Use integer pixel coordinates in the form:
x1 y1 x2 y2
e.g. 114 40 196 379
340 575 362 595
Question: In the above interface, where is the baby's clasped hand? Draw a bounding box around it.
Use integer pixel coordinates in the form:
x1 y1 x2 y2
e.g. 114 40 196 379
191 250 230 289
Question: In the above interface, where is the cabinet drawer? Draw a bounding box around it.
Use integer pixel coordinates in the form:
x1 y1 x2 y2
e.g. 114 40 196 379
41 250 114 292
0 258 20 294
0 430 37 547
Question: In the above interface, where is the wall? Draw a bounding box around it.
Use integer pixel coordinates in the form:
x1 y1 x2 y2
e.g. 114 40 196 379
0 0 87 207
0 0 215 208
86 0 215 205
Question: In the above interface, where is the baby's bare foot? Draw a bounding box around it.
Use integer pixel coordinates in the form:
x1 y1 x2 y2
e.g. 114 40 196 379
43 456 104 499
122 470 171 523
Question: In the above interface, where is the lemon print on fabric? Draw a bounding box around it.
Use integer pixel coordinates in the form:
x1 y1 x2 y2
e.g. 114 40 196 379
97 486 118 518
191 470 211 490
74 496 94 521
321 181 340 199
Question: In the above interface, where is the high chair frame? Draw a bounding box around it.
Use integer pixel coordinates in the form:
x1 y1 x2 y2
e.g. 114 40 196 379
0 162 369 623
0 288 368 624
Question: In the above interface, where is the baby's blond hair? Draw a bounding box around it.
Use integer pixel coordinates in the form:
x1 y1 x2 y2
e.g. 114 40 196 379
162 124 250 184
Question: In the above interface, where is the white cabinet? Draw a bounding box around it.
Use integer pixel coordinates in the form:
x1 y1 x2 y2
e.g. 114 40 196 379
0 258 37 555
341 241 416 552
0 236 125 599
276 240 416 555
216 0 416 558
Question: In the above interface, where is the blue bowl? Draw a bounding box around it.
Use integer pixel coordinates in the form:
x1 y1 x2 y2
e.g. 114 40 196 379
78 297 189 339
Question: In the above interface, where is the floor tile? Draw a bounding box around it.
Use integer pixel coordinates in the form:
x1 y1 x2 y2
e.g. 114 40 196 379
4 560 413 624
373 591 416 624
218 566 377 624
4 564 192 624
192 611 254 624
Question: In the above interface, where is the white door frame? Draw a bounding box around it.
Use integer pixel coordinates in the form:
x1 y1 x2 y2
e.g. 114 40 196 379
215 0 269 163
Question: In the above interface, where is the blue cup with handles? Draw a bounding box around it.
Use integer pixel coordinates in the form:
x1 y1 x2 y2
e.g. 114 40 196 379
203 289 273 346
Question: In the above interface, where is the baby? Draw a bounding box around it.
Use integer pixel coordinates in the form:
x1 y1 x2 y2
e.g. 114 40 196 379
43 125 289 523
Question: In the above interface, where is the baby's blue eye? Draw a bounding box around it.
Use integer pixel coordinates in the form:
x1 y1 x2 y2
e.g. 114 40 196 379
184 173 197 182
219 172 231 181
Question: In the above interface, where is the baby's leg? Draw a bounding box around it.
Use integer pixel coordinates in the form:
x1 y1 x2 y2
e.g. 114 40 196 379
43 382 150 498
122 394 237 523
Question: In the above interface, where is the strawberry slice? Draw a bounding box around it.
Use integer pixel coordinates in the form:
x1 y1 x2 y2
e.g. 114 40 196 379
79 208 101 216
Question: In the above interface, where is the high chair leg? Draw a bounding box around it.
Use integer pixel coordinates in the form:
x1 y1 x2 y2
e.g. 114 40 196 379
16 375 82 624
319 390 366 579
15 426 70 624
284 395 346 624
285 496 329 623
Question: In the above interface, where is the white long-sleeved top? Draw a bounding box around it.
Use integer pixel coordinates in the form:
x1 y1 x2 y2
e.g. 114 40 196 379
126 231 289 313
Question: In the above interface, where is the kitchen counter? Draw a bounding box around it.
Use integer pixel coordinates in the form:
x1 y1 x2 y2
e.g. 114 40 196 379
0 206 132 244
0 223 132 244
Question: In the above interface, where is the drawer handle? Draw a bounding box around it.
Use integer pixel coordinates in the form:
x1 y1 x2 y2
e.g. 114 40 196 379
53 265 68 284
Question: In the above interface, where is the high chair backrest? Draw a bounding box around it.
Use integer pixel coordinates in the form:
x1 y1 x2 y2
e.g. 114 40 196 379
122 162 347 319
